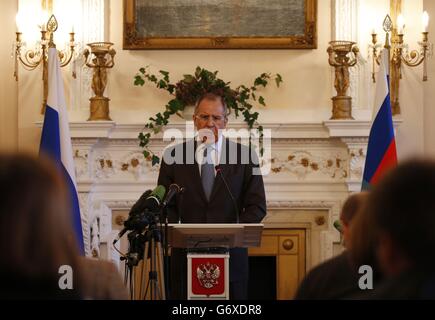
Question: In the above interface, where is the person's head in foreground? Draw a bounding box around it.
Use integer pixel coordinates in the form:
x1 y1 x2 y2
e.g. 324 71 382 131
340 192 369 247
350 159 435 298
0 153 82 299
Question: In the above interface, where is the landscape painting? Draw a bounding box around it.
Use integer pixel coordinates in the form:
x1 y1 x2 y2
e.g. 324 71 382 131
124 0 317 49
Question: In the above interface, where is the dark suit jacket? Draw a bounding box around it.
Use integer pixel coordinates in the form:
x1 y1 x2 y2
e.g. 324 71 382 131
158 138 266 298
294 251 361 300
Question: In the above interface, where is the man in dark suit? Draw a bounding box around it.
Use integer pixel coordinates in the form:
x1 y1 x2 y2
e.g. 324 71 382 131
158 92 267 300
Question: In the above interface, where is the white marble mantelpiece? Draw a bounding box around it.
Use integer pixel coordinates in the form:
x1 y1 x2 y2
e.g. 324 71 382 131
68 120 398 270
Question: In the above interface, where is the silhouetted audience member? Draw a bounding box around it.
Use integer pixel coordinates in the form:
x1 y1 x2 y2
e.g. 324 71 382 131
0 153 127 299
294 192 368 299
352 159 435 299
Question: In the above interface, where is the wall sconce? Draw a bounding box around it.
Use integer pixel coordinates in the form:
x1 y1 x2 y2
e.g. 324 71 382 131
14 13 76 114
370 13 431 115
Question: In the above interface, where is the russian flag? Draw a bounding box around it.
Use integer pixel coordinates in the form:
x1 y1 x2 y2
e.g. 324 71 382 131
362 49 397 190
40 47 85 254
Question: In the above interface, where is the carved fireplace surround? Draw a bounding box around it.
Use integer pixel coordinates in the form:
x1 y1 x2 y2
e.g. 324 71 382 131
71 119 394 271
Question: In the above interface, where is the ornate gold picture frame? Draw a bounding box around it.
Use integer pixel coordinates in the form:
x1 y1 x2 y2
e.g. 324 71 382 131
124 0 317 49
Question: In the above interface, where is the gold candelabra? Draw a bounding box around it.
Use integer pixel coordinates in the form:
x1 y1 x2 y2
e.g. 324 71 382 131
327 40 359 120
371 14 431 115
83 42 116 121
14 14 75 114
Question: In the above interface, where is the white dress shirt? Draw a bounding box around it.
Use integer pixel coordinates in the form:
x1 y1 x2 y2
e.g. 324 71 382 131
195 135 223 176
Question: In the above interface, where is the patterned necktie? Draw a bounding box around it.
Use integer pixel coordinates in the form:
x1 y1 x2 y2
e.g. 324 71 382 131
201 145 215 201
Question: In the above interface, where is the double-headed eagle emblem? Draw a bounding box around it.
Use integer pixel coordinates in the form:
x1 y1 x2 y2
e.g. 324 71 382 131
196 262 220 289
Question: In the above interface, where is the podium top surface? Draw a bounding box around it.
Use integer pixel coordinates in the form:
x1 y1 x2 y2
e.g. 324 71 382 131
167 223 264 249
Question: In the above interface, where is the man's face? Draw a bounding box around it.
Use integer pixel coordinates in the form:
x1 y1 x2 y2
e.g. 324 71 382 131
193 98 228 143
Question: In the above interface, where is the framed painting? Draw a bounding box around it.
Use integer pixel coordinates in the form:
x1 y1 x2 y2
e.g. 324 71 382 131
123 0 317 49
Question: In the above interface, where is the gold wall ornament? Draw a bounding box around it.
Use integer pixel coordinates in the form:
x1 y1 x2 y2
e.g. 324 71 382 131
14 14 76 114
327 41 359 120
84 42 116 121
371 14 431 115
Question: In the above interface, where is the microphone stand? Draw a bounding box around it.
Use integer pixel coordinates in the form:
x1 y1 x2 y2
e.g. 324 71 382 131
160 204 170 300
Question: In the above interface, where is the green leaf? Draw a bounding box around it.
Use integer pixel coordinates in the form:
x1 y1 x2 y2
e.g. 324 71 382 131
143 150 150 158
195 66 202 78
183 74 195 83
139 67 146 74
275 74 283 87
167 84 176 94
159 70 170 82
152 155 160 166
254 77 267 87
259 96 265 106
157 79 167 89
168 99 184 113
134 76 145 86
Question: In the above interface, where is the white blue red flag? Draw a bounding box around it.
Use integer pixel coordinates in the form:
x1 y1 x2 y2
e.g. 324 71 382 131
40 47 84 254
362 49 397 190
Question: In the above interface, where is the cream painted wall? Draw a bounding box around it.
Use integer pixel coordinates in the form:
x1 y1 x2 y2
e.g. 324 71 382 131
424 0 435 156
107 0 333 123
0 1 18 152
15 0 45 153
394 0 426 160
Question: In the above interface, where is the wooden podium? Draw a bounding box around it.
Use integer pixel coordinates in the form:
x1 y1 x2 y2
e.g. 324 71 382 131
167 223 263 300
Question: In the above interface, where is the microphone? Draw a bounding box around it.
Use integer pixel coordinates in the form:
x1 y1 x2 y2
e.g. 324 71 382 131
114 226 129 244
126 189 153 217
113 185 166 244
162 183 184 207
215 165 240 223
145 185 166 212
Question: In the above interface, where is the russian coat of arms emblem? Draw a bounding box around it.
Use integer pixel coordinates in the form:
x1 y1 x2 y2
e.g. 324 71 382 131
196 262 220 289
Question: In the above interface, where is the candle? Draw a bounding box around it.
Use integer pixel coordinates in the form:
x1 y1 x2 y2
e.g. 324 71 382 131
422 11 429 32
40 9 48 31
15 12 23 32
397 14 405 34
